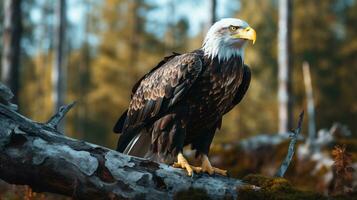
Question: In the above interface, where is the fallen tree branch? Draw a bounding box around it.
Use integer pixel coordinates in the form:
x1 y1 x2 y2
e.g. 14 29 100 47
0 84 249 199
275 111 304 177
46 101 76 132
0 82 17 111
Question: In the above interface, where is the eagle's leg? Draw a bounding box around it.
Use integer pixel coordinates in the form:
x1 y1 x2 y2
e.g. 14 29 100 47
198 154 227 176
172 152 201 176
190 122 228 176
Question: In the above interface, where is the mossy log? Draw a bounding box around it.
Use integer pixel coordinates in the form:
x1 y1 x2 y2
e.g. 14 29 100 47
0 83 249 199
238 174 327 200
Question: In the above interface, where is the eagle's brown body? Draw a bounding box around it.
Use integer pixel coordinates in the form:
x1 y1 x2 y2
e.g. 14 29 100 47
114 49 250 163
183 50 247 153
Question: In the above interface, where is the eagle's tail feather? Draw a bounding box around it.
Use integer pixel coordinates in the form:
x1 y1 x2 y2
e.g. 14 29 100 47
120 128 175 164
122 130 151 158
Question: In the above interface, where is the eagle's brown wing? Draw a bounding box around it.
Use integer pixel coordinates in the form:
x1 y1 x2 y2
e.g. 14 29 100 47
113 53 180 133
224 64 251 114
115 53 202 152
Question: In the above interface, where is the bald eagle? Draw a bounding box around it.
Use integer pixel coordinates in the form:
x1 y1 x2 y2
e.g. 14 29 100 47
113 18 256 176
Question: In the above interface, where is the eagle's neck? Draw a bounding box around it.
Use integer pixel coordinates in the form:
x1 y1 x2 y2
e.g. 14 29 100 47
202 38 246 62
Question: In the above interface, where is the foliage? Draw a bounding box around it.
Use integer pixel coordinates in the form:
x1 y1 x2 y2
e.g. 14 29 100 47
330 145 354 196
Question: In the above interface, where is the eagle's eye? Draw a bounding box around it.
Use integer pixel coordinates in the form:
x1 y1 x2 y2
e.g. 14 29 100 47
229 25 238 32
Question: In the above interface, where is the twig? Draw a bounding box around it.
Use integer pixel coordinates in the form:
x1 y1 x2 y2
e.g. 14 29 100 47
0 83 14 101
46 102 76 131
0 83 18 111
275 111 304 177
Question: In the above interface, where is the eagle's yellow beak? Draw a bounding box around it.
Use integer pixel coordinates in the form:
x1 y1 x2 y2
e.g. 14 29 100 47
232 27 256 44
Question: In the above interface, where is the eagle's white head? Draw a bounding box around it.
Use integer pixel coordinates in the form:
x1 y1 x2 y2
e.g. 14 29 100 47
202 18 256 61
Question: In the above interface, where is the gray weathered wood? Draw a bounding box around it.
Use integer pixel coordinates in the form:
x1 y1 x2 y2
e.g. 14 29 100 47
275 111 304 177
0 82 18 111
0 84 250 199
46 101 76 132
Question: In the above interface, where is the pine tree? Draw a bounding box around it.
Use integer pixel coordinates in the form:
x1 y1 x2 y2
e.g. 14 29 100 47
52 0 67 132
1 0 23 104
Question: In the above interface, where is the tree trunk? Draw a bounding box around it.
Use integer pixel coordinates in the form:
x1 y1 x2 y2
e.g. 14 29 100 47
302 62 316 149
0 83 252 200
52 0 67 132
278 0 293 134
1 0 22 105
210 0 217 25
129 0 142 80
164 0 176 54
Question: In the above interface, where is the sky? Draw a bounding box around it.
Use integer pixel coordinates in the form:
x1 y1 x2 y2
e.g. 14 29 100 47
145 0 240 36
29 0 241 50
66 0 241 40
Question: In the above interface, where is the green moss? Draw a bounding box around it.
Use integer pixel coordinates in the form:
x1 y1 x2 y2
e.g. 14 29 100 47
237 174 327 200
174 187 212 200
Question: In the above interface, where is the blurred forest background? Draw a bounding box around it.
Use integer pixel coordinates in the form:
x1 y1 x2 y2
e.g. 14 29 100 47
1 0 356 148
0 0 356 199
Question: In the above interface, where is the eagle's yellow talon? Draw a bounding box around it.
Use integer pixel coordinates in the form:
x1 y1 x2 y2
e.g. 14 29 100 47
172 153 200 176
212 167 228 176
200 154 227 176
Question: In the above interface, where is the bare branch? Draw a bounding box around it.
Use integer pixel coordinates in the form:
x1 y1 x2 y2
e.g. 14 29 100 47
46 101 76 132
0 83 14 101
0 83 18 111
275 111 304 177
